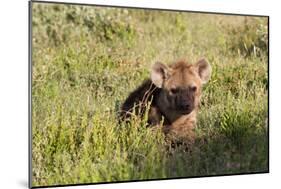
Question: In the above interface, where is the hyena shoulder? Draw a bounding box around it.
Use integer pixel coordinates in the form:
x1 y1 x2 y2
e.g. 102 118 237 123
119 79 162 123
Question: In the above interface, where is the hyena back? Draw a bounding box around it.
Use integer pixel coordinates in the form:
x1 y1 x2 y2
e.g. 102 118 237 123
119 59 211 143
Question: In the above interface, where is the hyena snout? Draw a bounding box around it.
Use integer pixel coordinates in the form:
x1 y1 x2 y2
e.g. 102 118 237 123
179 100 193 111
176 92 196 114
178 100 194 114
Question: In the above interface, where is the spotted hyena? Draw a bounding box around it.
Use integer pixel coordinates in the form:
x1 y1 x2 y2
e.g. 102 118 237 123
119 59 211 143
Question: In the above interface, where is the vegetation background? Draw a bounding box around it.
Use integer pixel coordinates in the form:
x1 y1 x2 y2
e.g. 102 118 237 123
31 2 268 187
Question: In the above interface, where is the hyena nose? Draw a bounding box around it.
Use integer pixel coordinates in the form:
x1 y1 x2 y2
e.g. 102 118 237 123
180 102 190 110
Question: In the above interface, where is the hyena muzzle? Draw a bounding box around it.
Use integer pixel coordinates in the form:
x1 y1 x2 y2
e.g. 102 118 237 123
119 59 211 143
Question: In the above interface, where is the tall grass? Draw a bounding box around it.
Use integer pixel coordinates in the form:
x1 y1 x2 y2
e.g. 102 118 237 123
31 2 268 187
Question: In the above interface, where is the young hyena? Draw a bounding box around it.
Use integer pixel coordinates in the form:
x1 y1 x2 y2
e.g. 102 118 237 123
119 59 211 143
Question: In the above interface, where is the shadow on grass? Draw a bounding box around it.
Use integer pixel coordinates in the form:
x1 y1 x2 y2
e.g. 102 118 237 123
164 129 268 178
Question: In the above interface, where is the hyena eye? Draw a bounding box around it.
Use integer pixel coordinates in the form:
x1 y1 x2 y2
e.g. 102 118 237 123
170 88 179 94
191 86 197 92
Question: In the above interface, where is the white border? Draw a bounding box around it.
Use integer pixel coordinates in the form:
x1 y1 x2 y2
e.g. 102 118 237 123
1 0 280 189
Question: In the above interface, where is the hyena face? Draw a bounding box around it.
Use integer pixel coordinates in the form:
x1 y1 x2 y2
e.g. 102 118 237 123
151 59 211 115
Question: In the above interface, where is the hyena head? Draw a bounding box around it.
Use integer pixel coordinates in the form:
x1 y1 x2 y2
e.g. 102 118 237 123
151 59 211 115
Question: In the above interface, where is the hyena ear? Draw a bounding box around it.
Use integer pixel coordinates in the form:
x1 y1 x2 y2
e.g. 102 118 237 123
151 62 170 88
195 58 212 84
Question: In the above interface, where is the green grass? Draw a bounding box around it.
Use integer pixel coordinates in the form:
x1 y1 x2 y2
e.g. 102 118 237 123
31 2 268 187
